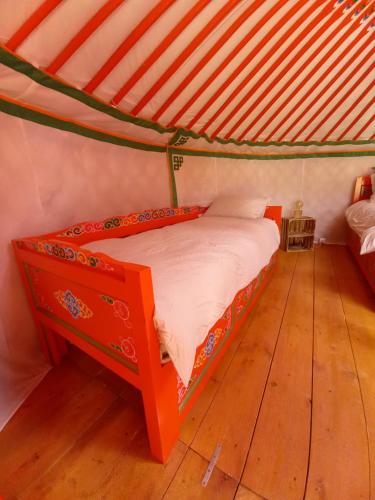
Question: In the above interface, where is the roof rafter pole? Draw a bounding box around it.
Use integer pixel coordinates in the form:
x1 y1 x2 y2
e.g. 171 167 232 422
6 0 63 51
131 0 244 117
288 44 373 141
46 0 125 74
168 0 289 128
224 0 353 141
111 0 211 106
247 4 374 142
152 0 266 122
304 66 374 141
271 30 369 141
84 0 175 94
352 113 375 140
326 90 375 141
192 0 323 135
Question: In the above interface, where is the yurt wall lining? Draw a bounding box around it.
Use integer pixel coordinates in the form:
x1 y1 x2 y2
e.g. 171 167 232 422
0 112 169 429
172 153 375 243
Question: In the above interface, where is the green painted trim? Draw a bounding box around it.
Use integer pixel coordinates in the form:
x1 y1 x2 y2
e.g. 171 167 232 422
0 97 166 152
40 308 139 374
169 147 375 161
0 47 175 136
167 148 178 208
170 127 375 149
2 48 373 151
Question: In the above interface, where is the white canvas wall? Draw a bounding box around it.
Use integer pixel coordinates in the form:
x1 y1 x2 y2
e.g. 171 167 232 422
175 155 375 243
0 113 170 429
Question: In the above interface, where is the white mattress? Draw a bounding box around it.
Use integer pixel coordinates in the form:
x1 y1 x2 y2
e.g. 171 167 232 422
346 200 375 255
84 215 280 385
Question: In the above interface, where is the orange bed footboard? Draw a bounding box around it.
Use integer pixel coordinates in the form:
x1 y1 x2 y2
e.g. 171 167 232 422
13 204 281 462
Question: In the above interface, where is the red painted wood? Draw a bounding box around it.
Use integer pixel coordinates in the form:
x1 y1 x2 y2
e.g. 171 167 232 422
6 0 63 50
111 0 210 106
352 113 375 140
84 0 175 94
131 0 243 117
226 0 352 141
332 92 374 141
46 0 125 74
290 47 373 141
304 65 374 141
192 0 320 135
271 31 368 142
152 0 266 122
168 0 289 128
13 205 281 463
248 6 373 142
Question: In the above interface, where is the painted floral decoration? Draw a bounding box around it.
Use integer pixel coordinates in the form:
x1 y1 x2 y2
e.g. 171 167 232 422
54 289 93 319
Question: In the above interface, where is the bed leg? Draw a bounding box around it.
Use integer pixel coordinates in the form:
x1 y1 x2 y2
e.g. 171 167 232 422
142 363 180 463
43 326 65 366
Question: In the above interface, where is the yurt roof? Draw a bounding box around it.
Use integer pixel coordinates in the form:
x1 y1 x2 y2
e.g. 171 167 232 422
0 0 374 157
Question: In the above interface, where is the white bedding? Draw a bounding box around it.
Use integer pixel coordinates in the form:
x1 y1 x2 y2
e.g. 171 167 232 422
84 216 280 385
346 200 375 255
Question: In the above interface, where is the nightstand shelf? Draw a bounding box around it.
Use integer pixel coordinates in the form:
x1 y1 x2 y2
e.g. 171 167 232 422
281 216 316 252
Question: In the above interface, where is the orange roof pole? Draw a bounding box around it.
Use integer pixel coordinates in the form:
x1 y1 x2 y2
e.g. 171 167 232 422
304 68 374 141
327 91 375 141
247 6 373 142
46 0 125 74
272 32 370 141
111 0 211 107
167 0 289 128
130 0 243 117
151 0 267 122
84 0 175 94
6 0 63 50
192 0 323 135
290 50 373 141
225 0 353 141
352 113 375 140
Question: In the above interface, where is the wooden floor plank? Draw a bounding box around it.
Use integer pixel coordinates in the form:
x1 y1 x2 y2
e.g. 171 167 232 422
305 246 369 499
164 448 237 500
235 484 266 500
19 395 143 499
191 252 297 480
242 252 314 500
0 377 117 498
93 434 187 499
331 245 375 499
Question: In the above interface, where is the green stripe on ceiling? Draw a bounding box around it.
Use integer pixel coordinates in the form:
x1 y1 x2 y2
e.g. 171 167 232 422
0 97 166 152
0 47 175 136
169 128 375 148
1 47 374 151
169 147 375 161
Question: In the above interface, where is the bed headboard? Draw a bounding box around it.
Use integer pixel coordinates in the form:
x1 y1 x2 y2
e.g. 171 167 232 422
264 205 282 231
352 176 372 203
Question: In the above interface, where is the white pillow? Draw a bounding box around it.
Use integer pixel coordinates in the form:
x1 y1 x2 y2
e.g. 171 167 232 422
204 196 269 219
360 226 375 255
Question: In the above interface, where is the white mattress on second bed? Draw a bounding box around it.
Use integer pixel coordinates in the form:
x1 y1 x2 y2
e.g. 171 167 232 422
84 215 280 385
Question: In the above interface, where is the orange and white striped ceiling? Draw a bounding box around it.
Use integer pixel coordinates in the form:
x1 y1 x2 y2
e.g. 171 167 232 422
0 0 374 151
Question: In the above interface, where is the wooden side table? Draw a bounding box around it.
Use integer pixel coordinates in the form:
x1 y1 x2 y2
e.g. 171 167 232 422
281 216 316 252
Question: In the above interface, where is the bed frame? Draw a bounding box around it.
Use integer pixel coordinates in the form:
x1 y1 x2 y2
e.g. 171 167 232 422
13 205 282 462
348 175 375 294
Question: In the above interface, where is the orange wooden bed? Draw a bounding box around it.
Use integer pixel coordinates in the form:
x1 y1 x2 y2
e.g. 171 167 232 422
347 175 375 294
13 205 281 462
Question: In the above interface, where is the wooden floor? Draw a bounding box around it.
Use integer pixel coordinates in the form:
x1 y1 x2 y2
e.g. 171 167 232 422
1 245 374 500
